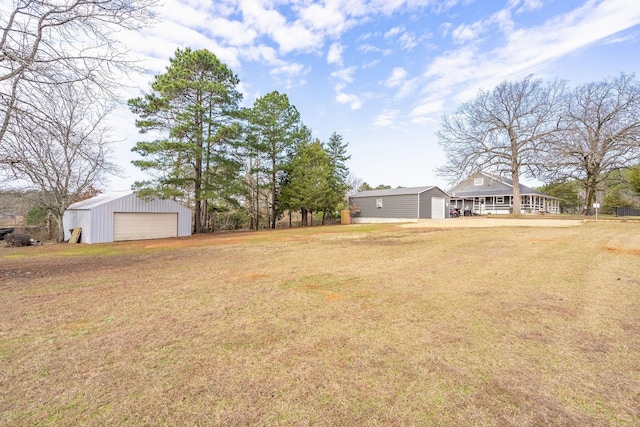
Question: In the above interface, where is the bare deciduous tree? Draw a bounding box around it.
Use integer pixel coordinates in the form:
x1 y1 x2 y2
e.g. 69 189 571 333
437 75 565 214
346 173 364 196
0 83 119 242
0 0 156 146
544 73 640 214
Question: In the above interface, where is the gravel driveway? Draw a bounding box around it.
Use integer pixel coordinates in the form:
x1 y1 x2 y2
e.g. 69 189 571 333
402 217 585 228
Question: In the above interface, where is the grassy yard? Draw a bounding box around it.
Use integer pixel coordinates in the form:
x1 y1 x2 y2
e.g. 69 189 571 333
1 222 639 426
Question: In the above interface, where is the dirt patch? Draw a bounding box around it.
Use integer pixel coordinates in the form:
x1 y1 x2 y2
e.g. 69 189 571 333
605 246 640 256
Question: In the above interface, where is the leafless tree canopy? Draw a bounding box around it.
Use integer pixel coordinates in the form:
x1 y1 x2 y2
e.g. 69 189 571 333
0 83 119 241
0 0 157 145
437 75 566 213
544 73 640 213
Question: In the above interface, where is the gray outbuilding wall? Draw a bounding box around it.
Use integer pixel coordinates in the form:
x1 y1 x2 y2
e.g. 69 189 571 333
349 186 450 223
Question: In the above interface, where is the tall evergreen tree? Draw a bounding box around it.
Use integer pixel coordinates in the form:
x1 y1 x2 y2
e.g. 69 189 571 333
280 140 333 226
128 48 242 232
247 91 305 229
630 165 640 196
323 132 351 223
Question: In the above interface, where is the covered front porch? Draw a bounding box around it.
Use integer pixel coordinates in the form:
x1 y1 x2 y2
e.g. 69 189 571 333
450 195 561 215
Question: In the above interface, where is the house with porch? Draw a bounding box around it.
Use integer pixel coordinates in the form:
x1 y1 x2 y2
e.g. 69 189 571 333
448 171 560 215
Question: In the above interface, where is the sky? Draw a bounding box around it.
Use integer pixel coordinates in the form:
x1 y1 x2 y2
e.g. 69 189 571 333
107 0 640 191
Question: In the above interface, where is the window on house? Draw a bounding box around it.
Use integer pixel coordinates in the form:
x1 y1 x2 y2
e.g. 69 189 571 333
496 196 504 203
376 198 383 208
474 178 484 186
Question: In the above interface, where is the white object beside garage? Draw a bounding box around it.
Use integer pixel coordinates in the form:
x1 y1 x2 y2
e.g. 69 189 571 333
63 191 192 244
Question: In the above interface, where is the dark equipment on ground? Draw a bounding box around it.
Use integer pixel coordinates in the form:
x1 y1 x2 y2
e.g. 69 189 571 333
4 233 33 247
0 228 15 240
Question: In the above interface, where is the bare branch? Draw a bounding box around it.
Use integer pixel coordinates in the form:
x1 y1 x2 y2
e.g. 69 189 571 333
0 0 157 144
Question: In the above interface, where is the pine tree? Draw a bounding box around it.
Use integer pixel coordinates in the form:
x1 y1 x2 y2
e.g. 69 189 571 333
128 48 242 232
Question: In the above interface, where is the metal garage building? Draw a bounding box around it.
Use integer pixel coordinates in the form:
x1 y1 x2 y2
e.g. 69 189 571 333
62 191 192 244
349 186 451 223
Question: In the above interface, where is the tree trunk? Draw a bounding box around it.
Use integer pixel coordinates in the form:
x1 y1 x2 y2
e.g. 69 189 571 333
271 155 277 229
511 168 521 215
194 153 203 233
47 211 53 240
584 178 597 215
254 171 260 230
55 210 65 243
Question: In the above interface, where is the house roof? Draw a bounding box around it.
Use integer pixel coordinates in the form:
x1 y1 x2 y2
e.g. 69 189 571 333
66 190 135 209
350 186 447 198
449 171 559 199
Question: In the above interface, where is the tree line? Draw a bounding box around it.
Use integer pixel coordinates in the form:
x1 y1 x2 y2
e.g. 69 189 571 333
0 1 350 238
0 0 156 241
128 48 350 233
438 73 640 214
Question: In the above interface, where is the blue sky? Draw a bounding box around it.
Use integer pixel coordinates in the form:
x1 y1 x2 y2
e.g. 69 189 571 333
109 0 640 191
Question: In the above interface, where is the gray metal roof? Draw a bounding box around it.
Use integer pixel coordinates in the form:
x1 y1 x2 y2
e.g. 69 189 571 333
350 186 443 198
448 171 559 199
66 191 135 209
451 187 548 197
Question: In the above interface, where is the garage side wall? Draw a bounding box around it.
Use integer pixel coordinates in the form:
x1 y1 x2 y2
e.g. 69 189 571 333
62 210 91 242
351 194 418 219
418 188 450 219
89 194 192 244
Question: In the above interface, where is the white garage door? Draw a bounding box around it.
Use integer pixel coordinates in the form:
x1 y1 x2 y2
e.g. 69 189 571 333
113 213 178 241
431 197 445 219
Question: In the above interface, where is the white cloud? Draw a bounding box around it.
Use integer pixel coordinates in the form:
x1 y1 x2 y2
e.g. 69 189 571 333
373 109 400 127
209 18 258 46
358 43 382 53
602 32 638 45
131 22 242 70
299 2 350 35
451 20 485 43
385 67 408 87
272 21 323 53
241 44 281 65
440 22 453 36
398 32 418 50
512 0 545 14
385 26 404 38
331 66 357 83
410 100 445 124
396 78 420 99
493 9 514 33
157 0 209 28
269 63 307 76
327 42 344 65
383 25 419 50
362 59 380 68
422 0 640 107
336 92 362 110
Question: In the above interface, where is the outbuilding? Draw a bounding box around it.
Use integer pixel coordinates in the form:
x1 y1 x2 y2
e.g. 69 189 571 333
349 186 450 223
62 191 192 244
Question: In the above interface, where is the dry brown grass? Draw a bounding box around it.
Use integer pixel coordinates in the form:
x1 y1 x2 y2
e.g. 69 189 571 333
1 221 639 426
